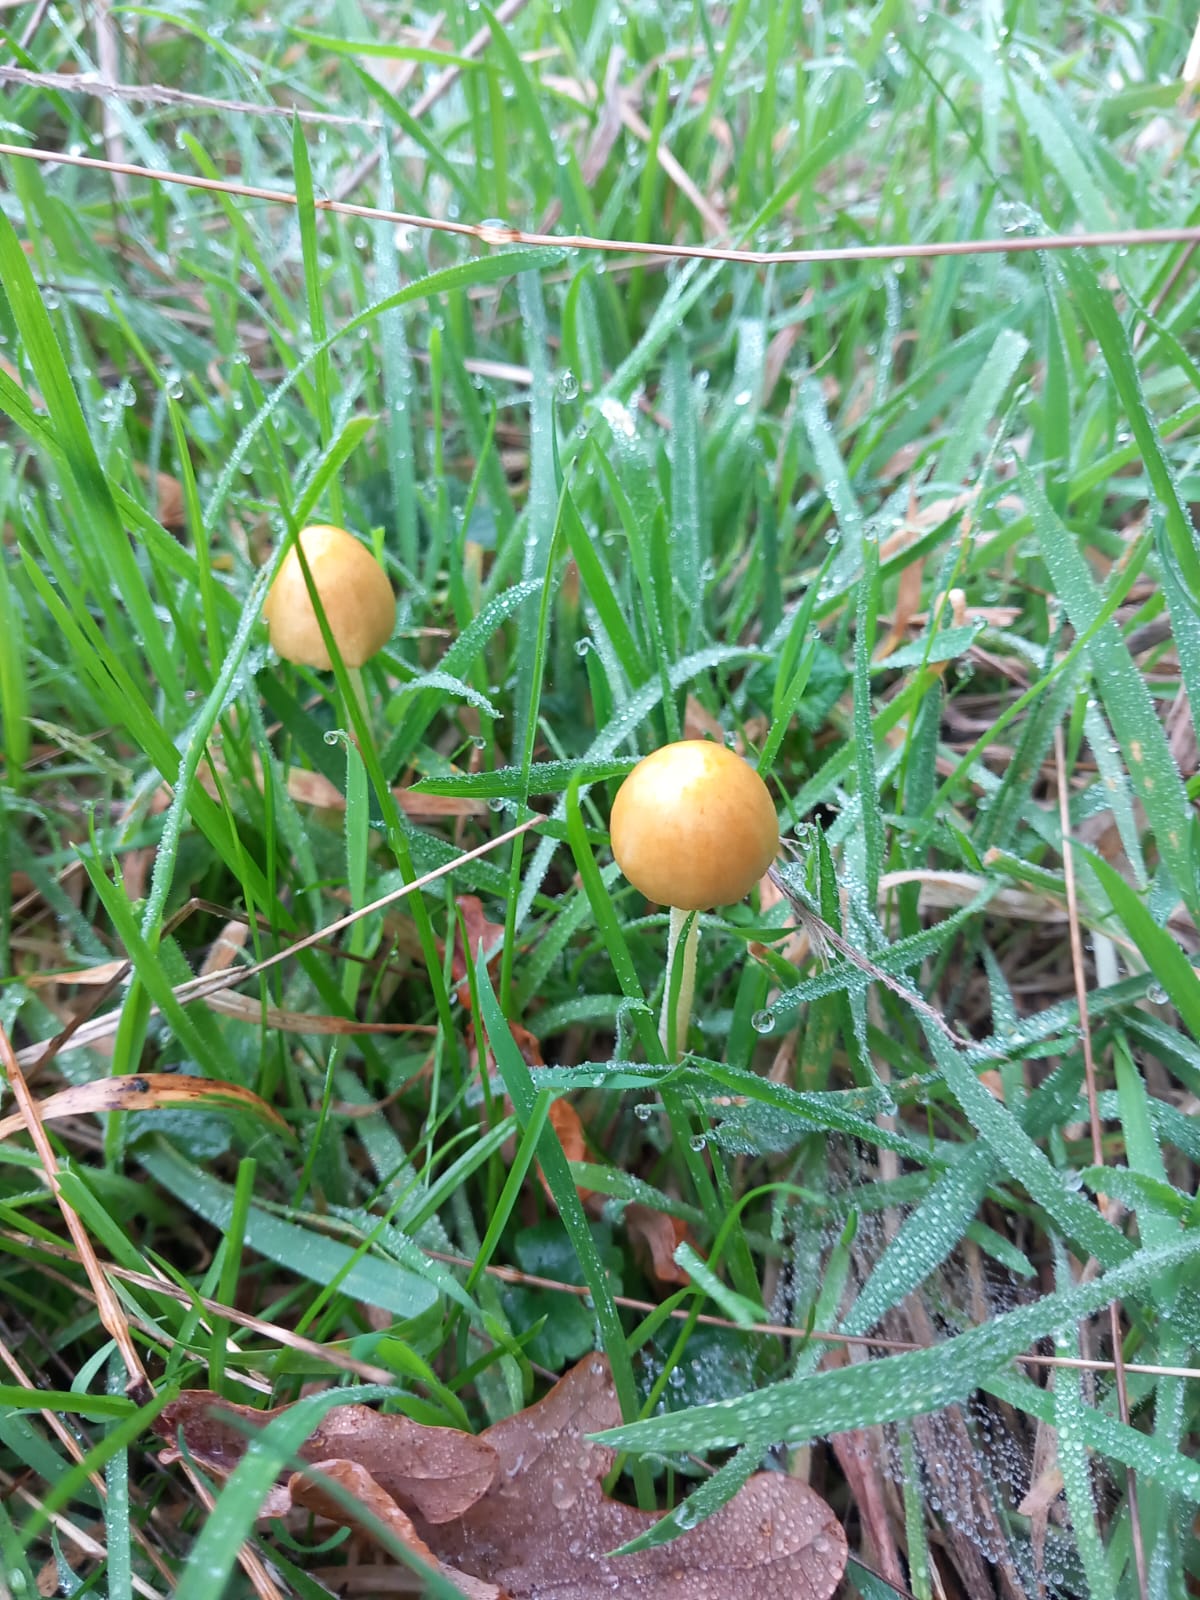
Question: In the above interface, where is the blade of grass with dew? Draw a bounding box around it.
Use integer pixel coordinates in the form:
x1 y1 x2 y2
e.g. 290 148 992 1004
138 1145 437 1319
596 1227 1200 1458
1019 457 1192 896
0 205 181 708
373 138 418 570
474 950 655 1505
937 327 1029 488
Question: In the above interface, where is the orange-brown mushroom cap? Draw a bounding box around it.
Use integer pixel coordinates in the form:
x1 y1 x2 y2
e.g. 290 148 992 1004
262 524 396 670
610 740 779 911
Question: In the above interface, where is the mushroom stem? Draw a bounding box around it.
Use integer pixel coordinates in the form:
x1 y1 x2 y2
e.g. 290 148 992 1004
660 904 699 1061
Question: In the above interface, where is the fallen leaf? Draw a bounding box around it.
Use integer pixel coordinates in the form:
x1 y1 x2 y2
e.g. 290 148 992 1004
874 527 924 664
546 1096 597 1208
683 697 730 746
291 1461 502 1599
159 1361 845 1599
0 1072 289 1141
467 1022 594 1205
624 1203 694 1287
199 918 250 977
452 896 508 1004
421 1355 847 1599
134 465 186 529
156 1394 498 1526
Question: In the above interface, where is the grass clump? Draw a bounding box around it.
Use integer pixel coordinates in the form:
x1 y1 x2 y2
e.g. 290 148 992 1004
2 3 1200 1596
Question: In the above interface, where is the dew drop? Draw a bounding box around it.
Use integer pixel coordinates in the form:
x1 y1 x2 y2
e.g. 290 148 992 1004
751 1009 775 1034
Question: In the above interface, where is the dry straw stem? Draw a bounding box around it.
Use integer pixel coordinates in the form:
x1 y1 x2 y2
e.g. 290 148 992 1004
0 1473 168 1600
1054 725 1147 1598
0 1021 149 1395
6 1216 1195 1390
0 1340 178 1593
0 1228 398 1387
14 816 541 1070
3 141 1200 265
421 1248 1200 1385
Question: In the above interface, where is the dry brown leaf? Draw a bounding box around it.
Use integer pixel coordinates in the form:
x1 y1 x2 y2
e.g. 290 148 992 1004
134 465 186 529
291 1461 503 1600
0 1072 289 1141
421 1355 847 1599
874 540 925 664
683 696 728 745
624 1203 694 1287
156 1394 498 1525
156 1361 845 1599
468 1021 594 1205
452 896 508 1003
199 918 250 977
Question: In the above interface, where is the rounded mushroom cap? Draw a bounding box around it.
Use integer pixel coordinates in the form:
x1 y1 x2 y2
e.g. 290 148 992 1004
610 740 779 911
262 524 396 670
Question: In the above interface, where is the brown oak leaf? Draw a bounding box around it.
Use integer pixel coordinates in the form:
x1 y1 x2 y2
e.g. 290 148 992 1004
292 1459 505 1600
156 1395 497 1525
419 1355 847 1599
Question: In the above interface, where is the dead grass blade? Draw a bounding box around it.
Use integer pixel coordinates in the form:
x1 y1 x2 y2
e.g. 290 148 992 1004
0 1071 290 1141
0 1022 149 1397
2 142 1200 265
1054 726 1147 1599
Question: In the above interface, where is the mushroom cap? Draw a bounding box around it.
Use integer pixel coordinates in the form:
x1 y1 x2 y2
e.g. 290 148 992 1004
610 740 779 911
262 524 396 670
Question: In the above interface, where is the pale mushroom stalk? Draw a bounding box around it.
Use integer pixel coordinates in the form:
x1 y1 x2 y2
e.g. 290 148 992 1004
610 740 779 1065
662 905 699 1060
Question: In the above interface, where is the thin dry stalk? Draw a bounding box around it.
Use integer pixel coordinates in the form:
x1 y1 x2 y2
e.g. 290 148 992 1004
0 1471 168 1600
0 1340 178 1588
3 141 1200 265
0 1233 399 1385
93 0 129 198
15 815 541 1069
7 1216 1197 1384
1054 725 1147 1600
0 1022 148 1396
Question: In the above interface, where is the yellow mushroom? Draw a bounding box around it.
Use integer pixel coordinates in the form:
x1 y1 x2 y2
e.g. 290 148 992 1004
263 524 395 671
610 740 779 1058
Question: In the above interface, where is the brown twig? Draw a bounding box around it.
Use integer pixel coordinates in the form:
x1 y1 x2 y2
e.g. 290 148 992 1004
3 140 1200 265
1054 725 1147 1600
0 64 393 128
